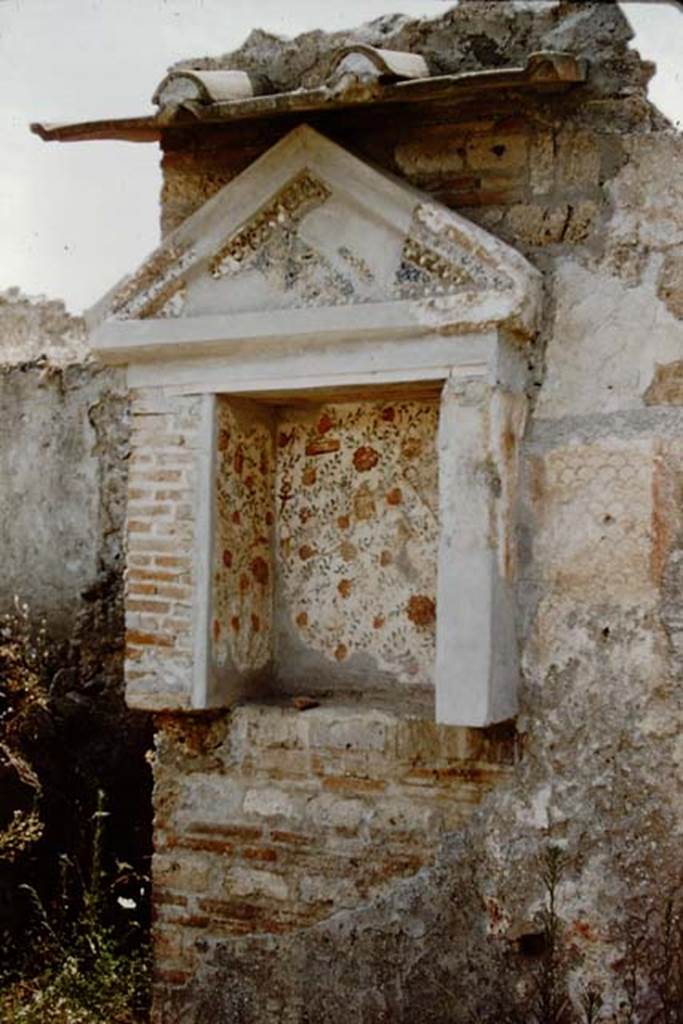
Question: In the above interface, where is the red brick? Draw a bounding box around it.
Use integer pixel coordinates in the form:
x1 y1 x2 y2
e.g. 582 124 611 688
162 835 234 855
242 846 278 863
127 599 172 614
128 519 153 534
129 568 183 583
322 776 387 794
152 889 188 908
126 629 174 648
128 582 157 596
198 898 260 921
154 584 193 600
155 555 191 568
270 830 314 847
128 537 181 553
169 913 210 929
185 823 262 842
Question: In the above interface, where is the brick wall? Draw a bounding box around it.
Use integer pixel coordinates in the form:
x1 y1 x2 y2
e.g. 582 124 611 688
159 98 617 256
125 388 206 710
151 705 515 991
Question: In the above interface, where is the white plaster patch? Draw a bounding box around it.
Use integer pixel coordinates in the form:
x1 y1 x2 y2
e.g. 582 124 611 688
537 260 683 419
518 784 553 829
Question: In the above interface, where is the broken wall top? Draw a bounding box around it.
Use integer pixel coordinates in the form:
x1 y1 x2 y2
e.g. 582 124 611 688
0 289 88 367
174 1 651 102
31 2 665 146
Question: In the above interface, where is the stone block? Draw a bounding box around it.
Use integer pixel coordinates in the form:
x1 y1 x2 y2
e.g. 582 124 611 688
177 774 244 826
154 852 210 893
309 712 390 753
505 203 571 246
242 787 300 821
466 133 528 172
368 798 440 834
562 200 599 244
395 135 466 178
556 129 601 190
306 793 367 831
239 747 313 780
242 706 308 750
395 718 475 764
529 131 555 195
226 867 289 901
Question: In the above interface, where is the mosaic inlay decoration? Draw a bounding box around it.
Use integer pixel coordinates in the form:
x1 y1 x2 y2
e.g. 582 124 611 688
205 189 511 309
208 169 360 309
395 205 513 299
110 239 194 320
109 179 516 321
275 398 439 688
209 170 332 278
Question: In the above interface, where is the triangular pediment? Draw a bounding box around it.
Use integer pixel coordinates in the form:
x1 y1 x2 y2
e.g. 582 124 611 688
89 125 540 359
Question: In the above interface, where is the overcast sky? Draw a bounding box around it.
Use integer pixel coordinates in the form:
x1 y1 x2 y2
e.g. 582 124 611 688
0 0 680 314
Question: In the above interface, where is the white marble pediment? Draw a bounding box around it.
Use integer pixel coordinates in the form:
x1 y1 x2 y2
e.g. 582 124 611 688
88 125 539 362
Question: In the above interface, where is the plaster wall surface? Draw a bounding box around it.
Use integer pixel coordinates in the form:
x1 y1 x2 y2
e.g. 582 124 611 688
0 293 127 636
147 4 683 1022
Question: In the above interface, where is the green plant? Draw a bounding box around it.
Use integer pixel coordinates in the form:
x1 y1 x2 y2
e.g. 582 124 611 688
0 791 150 1024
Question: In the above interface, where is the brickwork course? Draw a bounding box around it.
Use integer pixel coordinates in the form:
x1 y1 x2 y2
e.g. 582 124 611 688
125 389 205 709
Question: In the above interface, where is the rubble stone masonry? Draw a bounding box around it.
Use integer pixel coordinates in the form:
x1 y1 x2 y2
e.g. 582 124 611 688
152 707 515 983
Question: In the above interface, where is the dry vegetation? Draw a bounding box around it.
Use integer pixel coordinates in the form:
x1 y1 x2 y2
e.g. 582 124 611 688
0 602 151 1023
